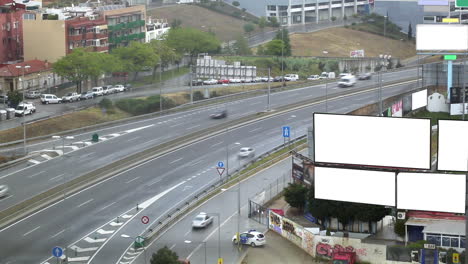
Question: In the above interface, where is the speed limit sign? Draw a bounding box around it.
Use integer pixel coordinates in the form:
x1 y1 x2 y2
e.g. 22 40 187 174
141 216 149 224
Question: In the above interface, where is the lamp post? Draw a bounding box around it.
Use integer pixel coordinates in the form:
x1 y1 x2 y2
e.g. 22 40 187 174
208 213 221 260
16 65 30 155
384 15 387 38
267 67 271 112
184 240 207 264
378 54 391 116
47 76 51 94
159 62 163 114
121 234 147 264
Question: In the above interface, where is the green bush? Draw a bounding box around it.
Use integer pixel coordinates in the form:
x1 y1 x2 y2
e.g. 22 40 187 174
99 98 113 109
394 219 406 237
115 95 174 115
193 91 204 101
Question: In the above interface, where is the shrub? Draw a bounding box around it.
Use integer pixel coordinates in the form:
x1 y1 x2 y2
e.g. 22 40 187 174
193 91 204 101
115 95 174 115
331 16 337 22
394 219 406 237
99 98 113 109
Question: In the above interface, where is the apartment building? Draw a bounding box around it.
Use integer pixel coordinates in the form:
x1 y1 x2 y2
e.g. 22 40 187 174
0 0 25 64
145 17 170 42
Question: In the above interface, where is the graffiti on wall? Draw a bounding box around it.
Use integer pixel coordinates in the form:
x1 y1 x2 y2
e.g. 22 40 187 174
302 229 315 255
282 219 303 246
316 241 368 258
269 211 282 234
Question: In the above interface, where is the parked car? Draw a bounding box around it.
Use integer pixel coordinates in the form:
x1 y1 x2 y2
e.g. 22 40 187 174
40 94 62 104
92 86 104 96
238 147 255 158
192 212 213 229
62 92 80 102
113 84 125 92
210 110 227 119
15 102 36 116
101 85 112 95
338 75 357 88
358 72 372 80
80 91 95 100
229 78 242 83
241 79 253 83
319 72 329 79
232 230 266 247
253 77 263 83
203 79 218 85
307 75 320 81
218 78 229 84
0 185 9 198
260 76 273 82
25 91 41 99
191 79 204 86
124 83 132 91
284 74 299 81
273 76 284 82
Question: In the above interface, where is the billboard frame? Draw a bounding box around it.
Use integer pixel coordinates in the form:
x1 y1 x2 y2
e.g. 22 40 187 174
437 119 468 172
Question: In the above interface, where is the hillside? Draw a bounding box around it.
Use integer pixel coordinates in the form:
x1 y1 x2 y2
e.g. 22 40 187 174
147 5 267 42
290 27 416 59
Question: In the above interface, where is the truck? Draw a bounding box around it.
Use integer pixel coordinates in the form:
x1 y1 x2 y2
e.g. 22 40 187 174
338 75 356 88
331 252 356 264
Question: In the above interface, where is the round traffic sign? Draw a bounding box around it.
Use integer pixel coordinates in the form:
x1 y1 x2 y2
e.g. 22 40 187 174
52 246 63 258
217 161 224 168
135 236 145 243
141 216 149 224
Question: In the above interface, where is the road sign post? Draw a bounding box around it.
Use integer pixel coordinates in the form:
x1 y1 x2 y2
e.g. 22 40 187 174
217 161 224 168
52 246 63 264
283 126 291 148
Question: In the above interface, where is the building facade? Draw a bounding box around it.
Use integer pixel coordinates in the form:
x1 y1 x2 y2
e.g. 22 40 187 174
145 17 169 43
0 0 25 64
266 0 370 25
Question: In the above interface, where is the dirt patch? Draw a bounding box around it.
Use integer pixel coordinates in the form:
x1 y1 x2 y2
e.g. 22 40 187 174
290 27 416 59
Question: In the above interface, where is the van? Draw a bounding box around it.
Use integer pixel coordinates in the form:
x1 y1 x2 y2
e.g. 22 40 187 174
338 75 356 88
92 87 104 96
40 94 62 104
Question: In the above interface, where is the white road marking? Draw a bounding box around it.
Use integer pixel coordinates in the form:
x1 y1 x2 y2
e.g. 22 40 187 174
49 174 65 182
27 170 45 179
64 146 79 150
84 237 106 243
109 133 120 137
125 176 140 184
147 178 162 187
139 181 186 209
67 256 90 262
184 230 191 237
186 125 201 130
70 245 99 252
125 124 155 133
41 154 52 160
77 199 93 208
121 214 132 219
23 226 40 237
99 202 116 212
123 256 135 260
250 101 262 106
146 137 161 145
189 159 204 166
211 141 224 148
170 244 176 250
28 159 41 165
51 229 65 238
97 229 115 235
170 157 183 164
99 137 108 141
249 127 263 133
110 221 123 227
169 123 184 128
267 130 277 135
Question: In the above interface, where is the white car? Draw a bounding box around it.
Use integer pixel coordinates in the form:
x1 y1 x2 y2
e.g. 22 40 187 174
284 74 299 81
92 87 104 96
203 79 218 85
232 230 266 247
15 102 36 116
113 85 125 92
40 94 62 104
0 185 9 198
307 75 320 81
229 78 242 83
238 147 255 158
62 92 80 102
192 212 213 228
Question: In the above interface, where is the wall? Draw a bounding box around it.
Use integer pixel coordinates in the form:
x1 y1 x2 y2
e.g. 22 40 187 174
101 5 146 21
0 7 25 63
23 18 65 63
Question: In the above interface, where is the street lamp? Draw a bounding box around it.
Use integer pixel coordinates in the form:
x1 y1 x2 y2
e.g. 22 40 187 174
16 65 31 155
184 240 207 264
378 54 391 116
121 234 147 264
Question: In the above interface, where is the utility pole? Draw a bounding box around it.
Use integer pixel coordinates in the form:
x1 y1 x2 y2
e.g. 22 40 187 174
159 62 163 113
16 64 30 155
190 65 193 104
267 68 271 111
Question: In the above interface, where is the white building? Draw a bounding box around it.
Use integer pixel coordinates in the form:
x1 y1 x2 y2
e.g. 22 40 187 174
145 17 170 43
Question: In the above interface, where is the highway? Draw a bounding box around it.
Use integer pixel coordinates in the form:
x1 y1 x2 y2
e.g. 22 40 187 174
0 67 419 263
0 67 417 212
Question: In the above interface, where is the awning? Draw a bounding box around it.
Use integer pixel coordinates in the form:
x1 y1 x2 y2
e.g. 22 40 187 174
406 218 465 236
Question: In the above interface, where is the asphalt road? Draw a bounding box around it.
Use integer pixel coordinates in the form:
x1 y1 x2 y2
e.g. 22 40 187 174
0 69 419 263
0 67 417 212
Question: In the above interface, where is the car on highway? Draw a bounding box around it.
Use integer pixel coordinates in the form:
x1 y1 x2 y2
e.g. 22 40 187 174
192 212 213 229
40 94 62 104
124 83 132 91
238 147 255 158
232 230 266 247
210 110 227 119
25 91 41 99
307 75 320 81
80 91 95 100
0 185 9 198
358 72 372 80
15 102 36 116
113 84 125 92
203 78 218 85
218 78 230 84
62 92 80 102
338 75 357 88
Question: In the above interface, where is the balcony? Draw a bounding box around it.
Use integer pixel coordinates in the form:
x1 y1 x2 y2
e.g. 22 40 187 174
108 20 145 31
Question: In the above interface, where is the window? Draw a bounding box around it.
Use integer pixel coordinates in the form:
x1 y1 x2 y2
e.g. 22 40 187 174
23 13 36 20
442 237 450 247
451 237 459 248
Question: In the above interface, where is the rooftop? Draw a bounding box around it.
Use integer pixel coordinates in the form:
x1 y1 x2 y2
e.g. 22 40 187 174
0 60 52 77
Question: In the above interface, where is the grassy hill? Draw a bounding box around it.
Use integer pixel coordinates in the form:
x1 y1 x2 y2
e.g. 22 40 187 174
290 27 416 59
147 4 268 42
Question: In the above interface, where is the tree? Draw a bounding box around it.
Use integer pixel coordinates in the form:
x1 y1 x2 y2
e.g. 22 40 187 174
232 34 252 55
283 183 308 210
258 16 267 32
264 39 284 56
243 23 255 35
166 27 221 64
6 90 22 108
53 48 95 93
150 246 179 264
112 41 160 81
171 18 182 29
232 1 240 7
331 16 337 22
256 45 265 55
274 28 291 56
408 23 412 40
149 39 177 80
394 219 406 237
269 16 280 27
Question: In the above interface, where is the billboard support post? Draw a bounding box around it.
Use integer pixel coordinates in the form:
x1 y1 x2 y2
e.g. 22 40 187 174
448 60 453 100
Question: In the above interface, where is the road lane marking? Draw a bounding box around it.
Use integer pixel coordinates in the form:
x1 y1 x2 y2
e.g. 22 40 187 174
170 244 176 250
97 229 115 235
184 229 191 237
146 137 161 145
250 101 262 106
126 137 139 142
49 173 65 182
84 237 106 243
249 127 263 133
267 130 277 135
41 154 52 160
27 170 45 179
23 226 40 236
99 202 116 212
211 141 224 148
147 178 162 187
70 245 98 253
125 176 140 184
170 157 183 164
169 123 184 128
186 125 201 131
189 159 204 166
77 199 93 208
125 124 155 133
51 229 65 238
28 159 41 165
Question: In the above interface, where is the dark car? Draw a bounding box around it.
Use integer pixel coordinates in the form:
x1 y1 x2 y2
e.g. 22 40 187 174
210 110 227 119
358 73 372 80
124 83 132 91
190 79 204 86
273 76 284 82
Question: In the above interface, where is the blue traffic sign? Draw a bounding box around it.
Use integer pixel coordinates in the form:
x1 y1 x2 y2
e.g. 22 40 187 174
282 126 291 138
52 246 63 258
217 161 224 168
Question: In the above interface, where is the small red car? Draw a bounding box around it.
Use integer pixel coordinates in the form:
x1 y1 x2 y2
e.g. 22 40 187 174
218 79 229 84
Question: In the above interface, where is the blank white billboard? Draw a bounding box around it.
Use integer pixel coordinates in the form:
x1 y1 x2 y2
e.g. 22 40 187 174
315 167 396 206
412 89 428 110
438 120 468 171
398 172 466 213
416 24 468 50
314 113 431 169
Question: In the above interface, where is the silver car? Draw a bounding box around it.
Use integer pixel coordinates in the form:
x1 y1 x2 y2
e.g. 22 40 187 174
238 147 255 158
0 185 9 198
192 212 213 228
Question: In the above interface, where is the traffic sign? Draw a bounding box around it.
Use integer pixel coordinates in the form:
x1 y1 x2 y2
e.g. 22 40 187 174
456 0 468 7
135 236 145 244
444 55 457 60
218 258 224 264
217 161 224 168
141 216 149 224
52 246 63 258
453 253 460 263
216 167 225 176
282 126 290 138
